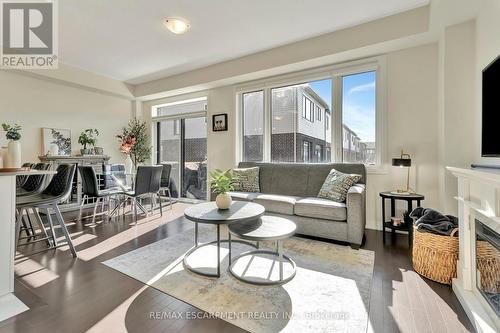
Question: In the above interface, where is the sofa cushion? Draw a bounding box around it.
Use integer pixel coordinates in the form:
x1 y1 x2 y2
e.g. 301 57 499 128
295 197 347 221
317 169 361 202
253 194 300 215
228 191 260 202
232 167 260 192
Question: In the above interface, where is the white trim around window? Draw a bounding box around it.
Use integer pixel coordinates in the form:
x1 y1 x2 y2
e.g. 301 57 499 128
236 55 388 174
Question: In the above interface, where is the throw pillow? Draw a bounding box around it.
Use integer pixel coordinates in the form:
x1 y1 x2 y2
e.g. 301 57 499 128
317 169 361 202
232 167 260 192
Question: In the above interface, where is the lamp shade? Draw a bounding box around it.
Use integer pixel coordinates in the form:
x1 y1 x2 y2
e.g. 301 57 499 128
392 158 411 167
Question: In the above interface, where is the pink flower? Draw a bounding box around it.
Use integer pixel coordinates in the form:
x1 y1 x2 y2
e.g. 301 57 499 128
118 135 136 155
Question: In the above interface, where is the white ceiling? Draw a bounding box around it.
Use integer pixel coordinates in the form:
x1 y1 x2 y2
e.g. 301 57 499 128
60 0 429 84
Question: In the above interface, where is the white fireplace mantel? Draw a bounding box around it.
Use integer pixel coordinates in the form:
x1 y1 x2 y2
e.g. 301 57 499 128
447 166 500 333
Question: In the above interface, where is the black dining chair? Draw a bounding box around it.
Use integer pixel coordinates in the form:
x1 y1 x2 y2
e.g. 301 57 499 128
16 164 77 257
158 163 173 210
78 166 122 224
16 163 51 238
121 165 163 223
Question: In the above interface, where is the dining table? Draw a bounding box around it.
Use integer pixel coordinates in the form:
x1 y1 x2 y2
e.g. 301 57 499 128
0 168 56 321
98 170 136 218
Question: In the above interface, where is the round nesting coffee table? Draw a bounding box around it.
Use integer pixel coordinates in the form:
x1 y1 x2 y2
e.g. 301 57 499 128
183 201 265 278
228 216 297 285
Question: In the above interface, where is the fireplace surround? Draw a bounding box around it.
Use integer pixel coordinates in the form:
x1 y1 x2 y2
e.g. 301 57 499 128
447 166 500 333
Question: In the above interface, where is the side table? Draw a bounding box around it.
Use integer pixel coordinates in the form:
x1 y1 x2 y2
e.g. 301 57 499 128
380 191 424 246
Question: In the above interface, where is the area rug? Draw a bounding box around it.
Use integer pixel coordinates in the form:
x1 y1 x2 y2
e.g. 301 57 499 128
103 224 374 333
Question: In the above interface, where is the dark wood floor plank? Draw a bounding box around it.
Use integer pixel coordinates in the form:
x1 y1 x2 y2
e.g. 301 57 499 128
0 202 472 333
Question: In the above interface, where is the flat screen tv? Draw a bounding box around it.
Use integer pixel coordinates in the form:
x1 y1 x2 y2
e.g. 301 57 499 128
482 55 500 157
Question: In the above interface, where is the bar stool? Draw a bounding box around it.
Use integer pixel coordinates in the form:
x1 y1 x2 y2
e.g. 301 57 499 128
16 164 78 257
17 163 51 238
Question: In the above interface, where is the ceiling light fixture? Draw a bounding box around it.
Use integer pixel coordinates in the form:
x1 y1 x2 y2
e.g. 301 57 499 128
164 17 190 34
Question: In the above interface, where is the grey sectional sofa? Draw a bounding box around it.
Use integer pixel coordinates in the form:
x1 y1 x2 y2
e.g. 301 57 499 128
229 162 366 247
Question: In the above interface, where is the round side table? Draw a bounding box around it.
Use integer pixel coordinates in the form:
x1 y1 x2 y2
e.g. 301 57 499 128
379 191 424 246
228 216 297 285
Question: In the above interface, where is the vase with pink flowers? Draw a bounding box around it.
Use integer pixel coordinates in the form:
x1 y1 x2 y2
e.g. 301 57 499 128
117 135 136 174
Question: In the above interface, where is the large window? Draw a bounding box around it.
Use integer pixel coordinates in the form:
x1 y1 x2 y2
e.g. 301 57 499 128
238 57 384 168
242 91 264 162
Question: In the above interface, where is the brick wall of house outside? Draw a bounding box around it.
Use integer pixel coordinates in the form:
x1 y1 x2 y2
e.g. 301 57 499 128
243 135 263 161
271 133 296 162
295 133 331 163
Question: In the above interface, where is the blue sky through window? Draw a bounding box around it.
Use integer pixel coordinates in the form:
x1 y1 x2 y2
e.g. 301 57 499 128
309 71 376 142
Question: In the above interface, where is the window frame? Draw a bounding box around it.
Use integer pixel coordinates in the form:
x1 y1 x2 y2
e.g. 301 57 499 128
301 96 314 122
303 141 311 162
235 55 387 173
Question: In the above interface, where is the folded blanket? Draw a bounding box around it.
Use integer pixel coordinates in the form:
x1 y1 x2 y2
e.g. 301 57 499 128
410 207 458 236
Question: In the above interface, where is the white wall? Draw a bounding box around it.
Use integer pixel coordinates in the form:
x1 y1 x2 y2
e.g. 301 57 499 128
367 43 440 229
439 20 476 215
0 71 133 163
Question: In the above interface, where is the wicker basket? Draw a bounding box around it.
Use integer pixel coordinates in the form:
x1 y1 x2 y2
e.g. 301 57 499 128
476 240 500 293
412 226 459 285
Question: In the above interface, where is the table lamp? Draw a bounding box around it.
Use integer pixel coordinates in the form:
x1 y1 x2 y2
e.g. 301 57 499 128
392 150 414 194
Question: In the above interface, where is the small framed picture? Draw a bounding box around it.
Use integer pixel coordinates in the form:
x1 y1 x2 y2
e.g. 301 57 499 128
212 113 228 132
41 128 72 156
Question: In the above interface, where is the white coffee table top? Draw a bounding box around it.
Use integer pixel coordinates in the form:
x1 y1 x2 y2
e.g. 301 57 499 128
228 216 297 241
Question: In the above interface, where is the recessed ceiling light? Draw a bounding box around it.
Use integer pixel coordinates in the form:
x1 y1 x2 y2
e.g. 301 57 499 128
164 17 190 34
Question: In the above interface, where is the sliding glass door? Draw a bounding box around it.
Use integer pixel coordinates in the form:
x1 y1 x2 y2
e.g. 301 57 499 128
157 116 207 200
182 117 207 199
157 119 181 197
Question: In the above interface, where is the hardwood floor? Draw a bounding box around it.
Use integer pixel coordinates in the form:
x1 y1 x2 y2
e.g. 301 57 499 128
0 202 473 333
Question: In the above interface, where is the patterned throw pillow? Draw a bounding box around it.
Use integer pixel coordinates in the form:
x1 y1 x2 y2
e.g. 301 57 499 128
232 167 260 192
317 169 361 202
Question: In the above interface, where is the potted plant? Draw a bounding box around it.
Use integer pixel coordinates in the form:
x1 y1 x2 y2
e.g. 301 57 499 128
209 169 236 209
117 119 152 169
78 128 99 155
2 123 22 168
